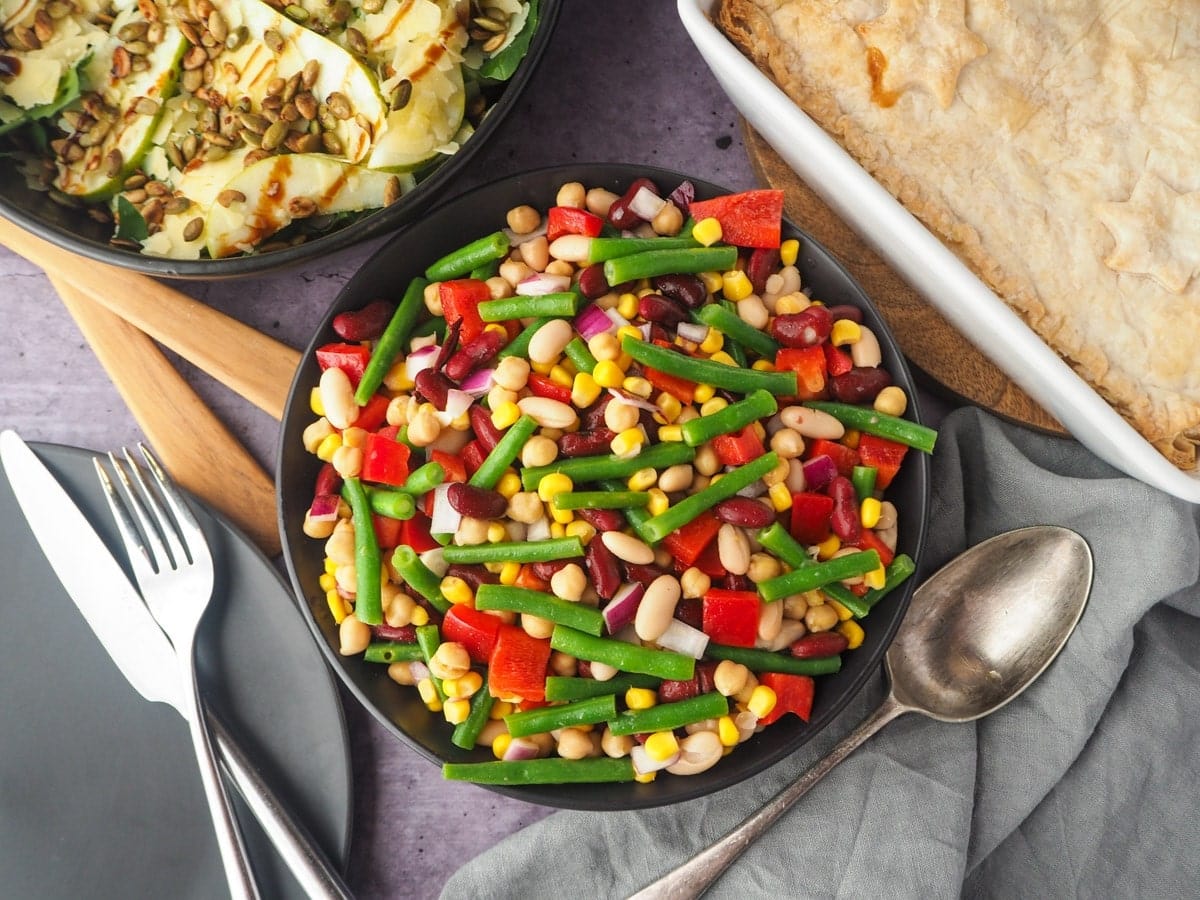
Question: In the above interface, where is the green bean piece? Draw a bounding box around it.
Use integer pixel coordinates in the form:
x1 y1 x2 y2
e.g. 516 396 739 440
478 293 581 322
851 465 878 501
475 584 605 636
496 316 555 360
365 487 416 521
441 537 585 565
450 686 495 750
818 581 872 620
552 490 651 511
390 545 452 613
802 401 938 454
603 246 737 284
756 521 813 571
415 624 447 701
469 414 539 490
585 234 699 264
598 479 655 541
725 335 748 370
620 336 798 396
354 276 430 405
639 452 780 544
693 303 780 359
680 389 777 447
544 673 661 702
424 230 510 281
362 642 424 664
399 461 445 496
607 691 729 737
468 258 500 281
410 317 447 341
563 336 598 375
520 441 696 491
757 550 881 603
705 643 843 677
442 757 637 785
341 477 382 625
502 694 617 738
550 626 696 681
857 553 915 611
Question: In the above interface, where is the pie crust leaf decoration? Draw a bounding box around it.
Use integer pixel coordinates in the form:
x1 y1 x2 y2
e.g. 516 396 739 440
855 0 987 109
1095 172 1200 295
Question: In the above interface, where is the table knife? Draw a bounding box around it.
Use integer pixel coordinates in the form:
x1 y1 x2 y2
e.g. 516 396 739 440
0 431 352 900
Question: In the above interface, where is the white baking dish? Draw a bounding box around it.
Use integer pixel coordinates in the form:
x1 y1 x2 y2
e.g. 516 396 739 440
678 0 1200 504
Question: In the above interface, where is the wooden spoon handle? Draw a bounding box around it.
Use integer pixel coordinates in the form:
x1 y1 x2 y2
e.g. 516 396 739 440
0 217 299 420
50 275 281 557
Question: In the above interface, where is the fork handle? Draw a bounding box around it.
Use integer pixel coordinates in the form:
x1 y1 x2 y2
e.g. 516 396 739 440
208 710 354 900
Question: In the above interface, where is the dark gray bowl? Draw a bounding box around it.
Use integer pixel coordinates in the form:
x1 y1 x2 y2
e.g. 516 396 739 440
0 2 559 279
277 163 931 810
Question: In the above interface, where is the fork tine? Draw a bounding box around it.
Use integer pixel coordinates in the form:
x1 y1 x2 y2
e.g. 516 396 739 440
107 448 181 573
93 458 157 583
137 443 210 567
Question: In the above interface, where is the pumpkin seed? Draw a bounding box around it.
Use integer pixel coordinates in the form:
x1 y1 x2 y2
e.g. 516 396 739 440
327 92 352 120
390 79 412 110
182 216 204 241
103 149 124 177
165 195 192 215
217 188 246 207
207 10 227 42
384 175 402 206
482 31 506 53
264 28 284 53
261 119 289 150
345 27 366 55
134 96 160 116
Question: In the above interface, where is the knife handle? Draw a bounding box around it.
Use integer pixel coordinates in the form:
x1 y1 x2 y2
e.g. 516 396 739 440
208 708 354 900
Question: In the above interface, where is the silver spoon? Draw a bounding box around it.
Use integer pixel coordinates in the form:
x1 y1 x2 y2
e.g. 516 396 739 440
632 525 1093 900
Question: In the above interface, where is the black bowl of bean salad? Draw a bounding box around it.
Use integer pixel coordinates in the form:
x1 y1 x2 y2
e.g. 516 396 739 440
276 163 932 810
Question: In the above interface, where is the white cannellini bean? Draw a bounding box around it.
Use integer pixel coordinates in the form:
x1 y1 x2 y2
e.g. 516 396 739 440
757 596 784 643
548 234 593 263
319 366 359 430
601 530 655 565
338 616 371 656
717 524 751 575
634 575 682 642
527 318 574 365
517 396 578 429
780 405 845 440
850 325 882 368
666 731 724 776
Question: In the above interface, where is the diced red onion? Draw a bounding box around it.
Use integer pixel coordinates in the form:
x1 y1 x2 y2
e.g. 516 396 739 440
602 582 645 634
802 454 838 492
575 303 615 340
460 367 495 397
638 323 652 340
502 737 543 761
516 272 572 296
437 388 473 424
676 321 708 344
405 344 440 382
628 185 667 221
603 307 630 330
654 619 710 659
409 660 431 681
668 180 696 210
503 220 548 247
429 483 462 535
307 493 341 521
419 547 448 577
631 744 680 775
736 480 768 499
606 388 659 414
410 333 438 352
526 516 551 542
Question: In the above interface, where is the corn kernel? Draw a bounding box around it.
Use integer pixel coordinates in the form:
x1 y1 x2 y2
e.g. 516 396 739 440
319 572 337 592
864 565 887 591
843 429 861 449
617 324 643 344
752 421 766 440
775 293 808 315
385 361 414 391
549 364 573 388
827 598 853 621
658 424 684 442
537 472 574 503
646 488 670 516
700 397 728 417
611 427 646 457
490 700 515 720
625 687 657 710
410 605 430 627
450 410 471 431
699 270 723 294
315 433 342 462
627 467 658 491
874 385 909 417
718 715 740 747
326 589 347 624
656 392 682 422
571 372 601 408
417 678 442 710
699 329 723 354
491 401 521 429
440 575 474 607
644 731 680 762
309 386 325 416
816 534 841 560
559 357 578 376
768 482 793 512
634 770 658 783
550 521 566 538
487 522 508 543
499 561 521 585
779 238 800 266
592 359 625 389
448 670 483 699
492 733 512 759
751 359 775 371
709 473 723 487
722 269 753 302
692 216 723 246
565 520 597 544
839 619 865 650
485 561 505 576
622 376 653 398
617 292 639 319
531 358 556 375
551 504 575 525
747 685 777 719
443 698 471 724
496 471 522 499
860 497 882 529
324 556 338 575
693 383 716 403
831 319 862 346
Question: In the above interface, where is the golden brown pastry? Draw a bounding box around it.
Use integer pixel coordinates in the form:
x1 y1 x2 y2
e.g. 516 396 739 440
718 0 1200 469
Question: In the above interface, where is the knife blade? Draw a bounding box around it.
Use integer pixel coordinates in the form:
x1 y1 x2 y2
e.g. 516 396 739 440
0 430 351 900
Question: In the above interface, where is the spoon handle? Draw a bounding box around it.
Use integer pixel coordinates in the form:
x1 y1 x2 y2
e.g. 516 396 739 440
630 694 910 900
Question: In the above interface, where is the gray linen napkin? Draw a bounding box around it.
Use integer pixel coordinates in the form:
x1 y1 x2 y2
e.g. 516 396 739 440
440 408 1200 899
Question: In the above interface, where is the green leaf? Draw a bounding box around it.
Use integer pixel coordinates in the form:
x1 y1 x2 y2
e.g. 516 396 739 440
478 0 539 82
115 196 149 243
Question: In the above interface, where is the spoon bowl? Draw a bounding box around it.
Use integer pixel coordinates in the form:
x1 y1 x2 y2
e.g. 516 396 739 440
634 525 1093 900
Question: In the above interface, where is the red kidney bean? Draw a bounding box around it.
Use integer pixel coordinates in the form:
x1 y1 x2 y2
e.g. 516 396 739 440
652 273 706 309
622 563 664 589
607 177 658 229
584 535 622 600
746 247 780 295
559 429 616 457
447 482 507 519
657 677 699 703
468 404 503 452
637 293 689 327
714 497 775 529
372 623 417 643
824 304 863 324
668 179 695 210
577 659 593 678
576 507 625 532
582 394 612 430
723 574 752 592
771 305 833 348
445 328 506 382
433 319 461 370
446 564 499 590
332 299 395 342
314 462 342 497
414 369 454 410
674 598 703 630
790 631 849 659
830 366 891 404
578 263 610 299
531 559 569 581
827 476 862 543
696 660 718 694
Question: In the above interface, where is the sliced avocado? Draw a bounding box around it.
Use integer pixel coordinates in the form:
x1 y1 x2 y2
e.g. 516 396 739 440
368 58 464 171
204 152 414 258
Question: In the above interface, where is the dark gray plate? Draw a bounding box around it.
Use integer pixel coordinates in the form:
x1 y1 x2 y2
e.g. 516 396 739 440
0 443 352 899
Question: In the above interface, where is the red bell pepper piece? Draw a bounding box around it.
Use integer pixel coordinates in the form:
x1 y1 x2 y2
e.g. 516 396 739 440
807 438 860 477
687 189 784 249
661 509 722 568
690 540 728 579
316 342 371 387
848 528 895 567
398 512 440 553
360 432 411 486
711 425 764 467
643 366 696 404
442 605 503 664
527 373 572 405
701 588 761 648
430 449 468 483
546 205 604 242
488 625 551 702
372 513 404 550
514 564 551 592
823 343 854 377
790 492 834 546
856 433 909 490
756 672 815 725
354 393 390 433
438 279 491 343
774 347 827 400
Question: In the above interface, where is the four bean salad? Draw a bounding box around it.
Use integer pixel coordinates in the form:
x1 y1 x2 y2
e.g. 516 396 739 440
300 174 937 786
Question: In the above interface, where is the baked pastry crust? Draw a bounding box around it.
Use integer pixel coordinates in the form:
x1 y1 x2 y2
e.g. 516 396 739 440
718 0 1200 469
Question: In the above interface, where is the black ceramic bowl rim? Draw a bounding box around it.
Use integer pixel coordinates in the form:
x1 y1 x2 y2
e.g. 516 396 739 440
277 163 931 811
0 1 560 280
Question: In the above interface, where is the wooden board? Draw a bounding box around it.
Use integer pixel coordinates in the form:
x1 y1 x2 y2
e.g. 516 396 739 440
744 126 1065 435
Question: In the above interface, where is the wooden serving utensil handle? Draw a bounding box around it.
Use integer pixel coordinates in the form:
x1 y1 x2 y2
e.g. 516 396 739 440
0 217 300 421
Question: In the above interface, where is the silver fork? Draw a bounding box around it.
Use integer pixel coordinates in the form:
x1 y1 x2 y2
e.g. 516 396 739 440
97 445 260 900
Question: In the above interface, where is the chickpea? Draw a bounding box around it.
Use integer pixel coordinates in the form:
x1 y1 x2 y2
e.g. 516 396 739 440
485 275 515 301
713 660 750 697
694 443 720 476
302 512 336 539
519 234 550 272
680 566 711 599
805 603 840 633
733 671 759 706
405 406 441 447
338 615 371 656
493 355 531 392
555 727 594 760
324 520 355 565
422 281 442 316
331 444 362 479
487 385 519 410
428 641 471 680
747 552 782 584
507 492 544 525
604 398 640 433
550 563 587 602
762 455 791 487
384 395 409 427
499 257 534 288
769 428 805 459
587 331 621 361
454 516 490 545
549 651 577 677
651 201 684 236
783 593 810 621
384 590 416 628
521 435 559 468
544 259 574 278
556 181 586 208
600 726 634 758
506 203 540 234
521 613 555 640
585 187 619 217
387 661 417 685
302 417 334 453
